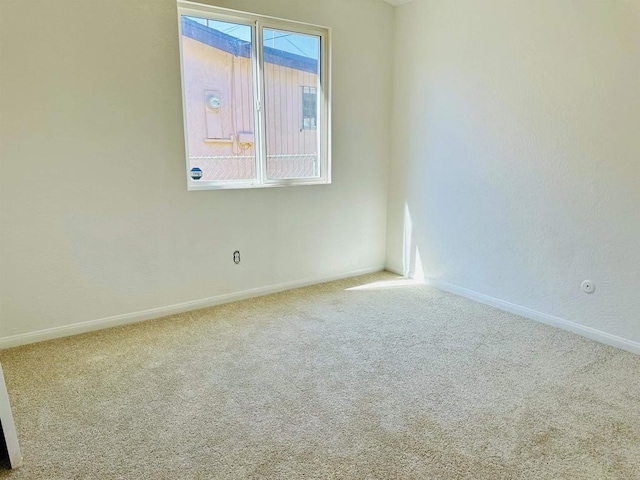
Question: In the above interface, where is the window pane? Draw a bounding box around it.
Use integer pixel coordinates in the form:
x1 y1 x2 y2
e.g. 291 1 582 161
263 28 320 180
181 16 256 181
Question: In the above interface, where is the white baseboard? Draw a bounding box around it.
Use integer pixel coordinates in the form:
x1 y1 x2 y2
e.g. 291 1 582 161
426 278 640 356
384 265 406 277
0 266 384 350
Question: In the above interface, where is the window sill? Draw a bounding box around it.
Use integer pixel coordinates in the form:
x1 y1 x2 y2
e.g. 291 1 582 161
187 178 331 191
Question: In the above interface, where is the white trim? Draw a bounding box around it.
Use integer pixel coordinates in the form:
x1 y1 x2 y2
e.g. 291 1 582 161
384 267 640 355
177 1 331 191
0 362 22 469
384 265 406 277
0 267 384 350
255 19 267 186
426 278 640 356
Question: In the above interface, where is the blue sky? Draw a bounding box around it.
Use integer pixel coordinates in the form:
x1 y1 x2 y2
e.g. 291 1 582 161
186 16 319 60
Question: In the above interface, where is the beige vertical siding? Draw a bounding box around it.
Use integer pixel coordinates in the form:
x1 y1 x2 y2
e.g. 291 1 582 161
182 36 319 181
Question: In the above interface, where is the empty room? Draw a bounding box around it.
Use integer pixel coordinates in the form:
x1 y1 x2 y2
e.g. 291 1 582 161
0 0 638 478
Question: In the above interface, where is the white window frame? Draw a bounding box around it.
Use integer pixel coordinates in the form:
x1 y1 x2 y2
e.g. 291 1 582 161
177 1 332 190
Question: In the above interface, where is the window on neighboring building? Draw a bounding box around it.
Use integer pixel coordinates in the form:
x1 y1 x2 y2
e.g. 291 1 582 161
302 86 317 130
177 1 331 189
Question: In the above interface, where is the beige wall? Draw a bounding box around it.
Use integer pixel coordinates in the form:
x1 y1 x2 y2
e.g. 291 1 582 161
387 0 640 346
0 0 394 343
7 0 633 350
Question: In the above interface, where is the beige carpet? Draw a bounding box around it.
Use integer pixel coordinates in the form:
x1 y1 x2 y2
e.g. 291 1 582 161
1 272 639 479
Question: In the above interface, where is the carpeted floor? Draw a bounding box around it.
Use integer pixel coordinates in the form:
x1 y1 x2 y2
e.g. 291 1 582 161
1 272 639 479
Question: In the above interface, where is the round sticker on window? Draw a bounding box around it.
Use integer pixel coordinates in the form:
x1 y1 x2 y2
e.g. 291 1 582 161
190 167 203 180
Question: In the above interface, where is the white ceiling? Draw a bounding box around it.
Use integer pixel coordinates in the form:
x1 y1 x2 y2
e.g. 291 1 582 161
383 0 415 6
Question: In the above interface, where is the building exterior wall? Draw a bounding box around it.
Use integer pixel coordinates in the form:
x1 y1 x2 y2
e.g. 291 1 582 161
182 35 319 181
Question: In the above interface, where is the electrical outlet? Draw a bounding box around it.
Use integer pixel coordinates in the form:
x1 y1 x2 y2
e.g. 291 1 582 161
233 251 241 264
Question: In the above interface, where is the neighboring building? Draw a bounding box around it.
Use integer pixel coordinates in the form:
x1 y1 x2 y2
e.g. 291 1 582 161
181 17 320 181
